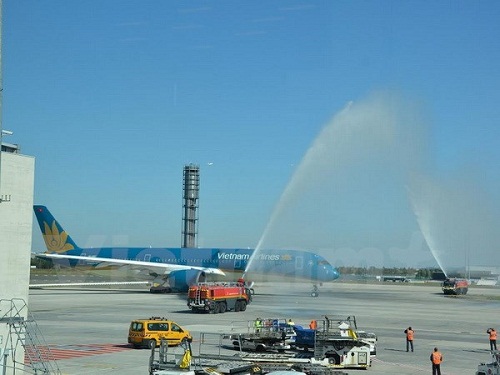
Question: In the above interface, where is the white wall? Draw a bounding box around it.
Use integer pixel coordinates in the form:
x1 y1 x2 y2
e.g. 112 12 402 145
0 151 35 374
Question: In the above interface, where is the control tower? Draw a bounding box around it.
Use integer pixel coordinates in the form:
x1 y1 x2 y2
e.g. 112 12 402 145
182 164 199 248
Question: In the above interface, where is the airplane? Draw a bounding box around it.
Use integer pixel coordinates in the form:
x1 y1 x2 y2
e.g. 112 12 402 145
32 205 340 296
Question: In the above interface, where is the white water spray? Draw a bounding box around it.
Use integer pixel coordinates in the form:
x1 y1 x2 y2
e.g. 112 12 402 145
244 91 431 275
408 172 500 276
243 100 358 276
243 91 500 276
407 184 448 277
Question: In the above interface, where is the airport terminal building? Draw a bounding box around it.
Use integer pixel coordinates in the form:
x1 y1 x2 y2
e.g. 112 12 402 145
0 143 35 374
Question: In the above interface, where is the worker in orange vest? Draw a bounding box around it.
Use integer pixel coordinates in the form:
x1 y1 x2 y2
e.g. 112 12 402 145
404 326 414 352
309 320 317 330
487 327 497 351
430 347 443 375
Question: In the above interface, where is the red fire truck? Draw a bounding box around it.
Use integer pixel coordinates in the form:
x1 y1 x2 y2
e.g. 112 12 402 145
187 281 252 313
442 278 469 295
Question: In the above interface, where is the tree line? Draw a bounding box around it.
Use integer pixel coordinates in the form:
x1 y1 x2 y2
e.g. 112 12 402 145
337 266 443 280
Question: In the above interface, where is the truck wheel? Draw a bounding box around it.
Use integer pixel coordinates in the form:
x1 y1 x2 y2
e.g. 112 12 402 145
147 339 156 349
219 302 227 313
328 354 341 364
213 303 220 314
234 301 241 312
239 301 247 311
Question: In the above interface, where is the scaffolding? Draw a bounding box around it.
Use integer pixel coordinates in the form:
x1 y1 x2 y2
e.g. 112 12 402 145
0 298 61 374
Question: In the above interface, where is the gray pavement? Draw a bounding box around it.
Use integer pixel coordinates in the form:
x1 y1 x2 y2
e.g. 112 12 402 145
27 281 500 374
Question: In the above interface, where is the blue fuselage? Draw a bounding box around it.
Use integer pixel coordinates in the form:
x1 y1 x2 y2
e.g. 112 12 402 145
63 247 339 283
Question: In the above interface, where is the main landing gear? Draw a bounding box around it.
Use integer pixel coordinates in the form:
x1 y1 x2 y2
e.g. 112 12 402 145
311 284 319 297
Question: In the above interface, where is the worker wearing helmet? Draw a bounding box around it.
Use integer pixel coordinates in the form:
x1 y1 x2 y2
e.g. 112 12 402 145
430 347 443 375
487 328 497 351
404 326 414 352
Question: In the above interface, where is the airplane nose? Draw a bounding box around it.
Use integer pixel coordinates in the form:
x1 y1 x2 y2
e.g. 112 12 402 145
323 265 339 281
319 265 340 282
331 267 340 280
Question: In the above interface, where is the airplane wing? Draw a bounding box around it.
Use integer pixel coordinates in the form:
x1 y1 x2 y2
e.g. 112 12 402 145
30 281 151 288
41 253 226 276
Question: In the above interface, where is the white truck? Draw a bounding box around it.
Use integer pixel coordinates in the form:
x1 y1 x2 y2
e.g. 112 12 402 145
227 318 294 353
477 351 500 375
292 316 373 369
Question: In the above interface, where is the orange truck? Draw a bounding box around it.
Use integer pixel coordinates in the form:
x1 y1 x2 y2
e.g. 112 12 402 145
442 278 469 295
187 282 252 313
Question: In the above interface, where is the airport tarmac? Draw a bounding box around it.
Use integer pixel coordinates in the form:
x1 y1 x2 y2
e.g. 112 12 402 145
26 281 499 375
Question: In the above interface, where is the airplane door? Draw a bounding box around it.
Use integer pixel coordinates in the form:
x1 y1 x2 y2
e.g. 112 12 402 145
295 256 303 270
144 254 151 262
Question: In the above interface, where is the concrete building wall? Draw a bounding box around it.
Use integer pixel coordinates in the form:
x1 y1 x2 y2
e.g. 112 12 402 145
0 151 35 373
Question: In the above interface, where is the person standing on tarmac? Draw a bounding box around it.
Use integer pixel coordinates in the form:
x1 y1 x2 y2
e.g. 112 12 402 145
254 318 263 333
404 326 414 352
430 347 443 375
487 328 498 350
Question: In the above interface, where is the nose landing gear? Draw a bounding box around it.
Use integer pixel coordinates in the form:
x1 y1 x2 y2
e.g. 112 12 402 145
311 284 319 297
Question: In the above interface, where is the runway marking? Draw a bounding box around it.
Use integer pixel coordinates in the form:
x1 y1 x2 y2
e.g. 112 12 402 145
25 343 133 362
371 357 428 372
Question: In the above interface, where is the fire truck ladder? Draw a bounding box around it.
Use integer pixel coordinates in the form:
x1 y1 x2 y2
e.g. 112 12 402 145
195 287 202 304
0 298 61 375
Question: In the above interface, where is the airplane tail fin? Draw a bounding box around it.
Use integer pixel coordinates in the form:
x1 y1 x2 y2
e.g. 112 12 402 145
33 205 79 253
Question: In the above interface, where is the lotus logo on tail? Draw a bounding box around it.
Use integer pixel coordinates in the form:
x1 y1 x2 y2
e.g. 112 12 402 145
42 221 74 253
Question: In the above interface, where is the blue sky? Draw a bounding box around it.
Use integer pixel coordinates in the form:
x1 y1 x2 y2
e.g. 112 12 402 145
4 1 500 269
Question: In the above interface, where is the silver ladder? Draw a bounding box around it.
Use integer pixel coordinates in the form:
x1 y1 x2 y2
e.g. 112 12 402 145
195 287 202 304
0 298 61 374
